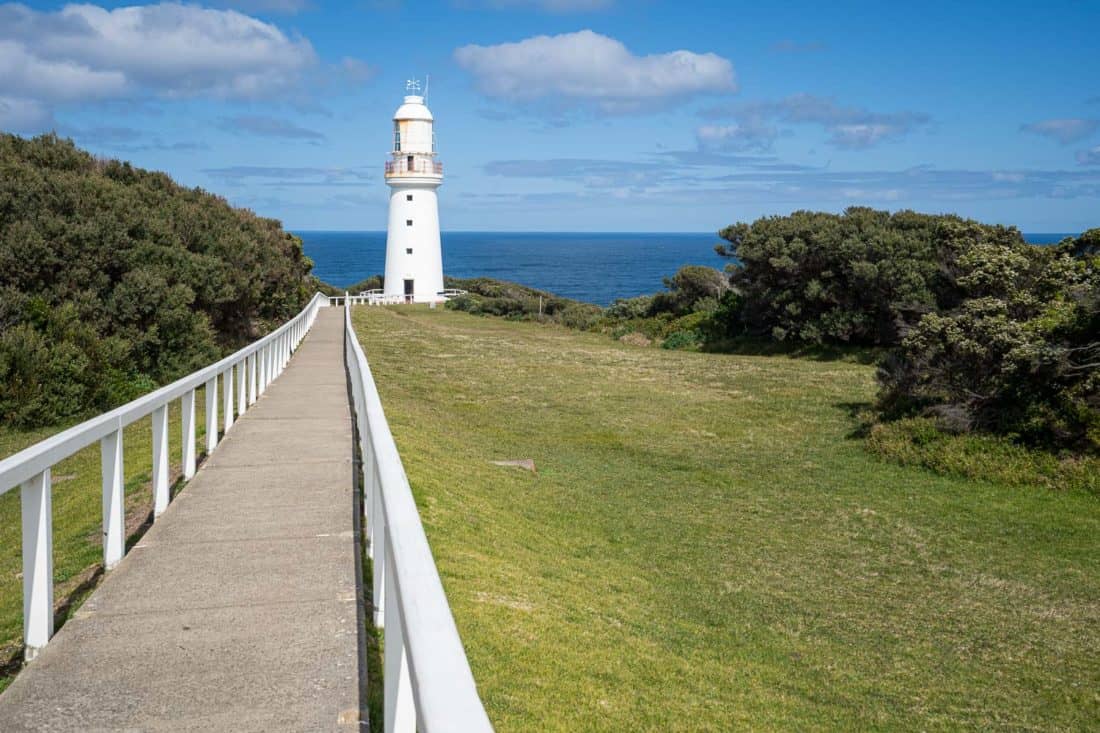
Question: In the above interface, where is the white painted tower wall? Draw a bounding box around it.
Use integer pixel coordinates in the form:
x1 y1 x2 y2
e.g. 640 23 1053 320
383 94 445 303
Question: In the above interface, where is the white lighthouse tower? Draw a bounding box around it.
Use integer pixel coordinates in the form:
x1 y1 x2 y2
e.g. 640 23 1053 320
382 81 444 303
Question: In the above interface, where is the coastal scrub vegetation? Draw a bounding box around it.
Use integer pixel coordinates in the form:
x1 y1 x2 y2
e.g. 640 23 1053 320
714 209 1099 454
446 210 1098 487
0 133 317 429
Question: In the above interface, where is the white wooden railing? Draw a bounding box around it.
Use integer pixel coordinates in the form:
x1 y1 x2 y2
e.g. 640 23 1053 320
343 304 493 733
332 289 468 307
0 292 329 661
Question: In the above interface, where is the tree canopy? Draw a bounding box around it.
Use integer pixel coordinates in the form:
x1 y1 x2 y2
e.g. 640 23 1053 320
0 133 315 428
716 207 1025 346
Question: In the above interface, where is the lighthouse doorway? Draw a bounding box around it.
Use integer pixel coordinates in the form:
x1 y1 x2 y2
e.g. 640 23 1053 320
404 279 414 303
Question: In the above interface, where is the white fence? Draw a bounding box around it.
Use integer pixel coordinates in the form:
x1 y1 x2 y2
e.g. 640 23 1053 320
329 289 468 307
343 304 492 733
0 293 329 660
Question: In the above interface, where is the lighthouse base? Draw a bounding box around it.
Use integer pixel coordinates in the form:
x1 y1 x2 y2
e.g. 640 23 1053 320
382 182 444 303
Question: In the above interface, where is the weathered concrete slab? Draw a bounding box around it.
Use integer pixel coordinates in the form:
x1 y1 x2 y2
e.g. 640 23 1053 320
0 307 364 732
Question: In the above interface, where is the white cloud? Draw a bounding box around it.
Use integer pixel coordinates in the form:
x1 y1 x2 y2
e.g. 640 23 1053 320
0 40 128 102
1020 118 1100 145
701 94 930 150
0 96 53 132
0 2 316 132
1078 146 1100 166
454 30 735 114
696 122 777 152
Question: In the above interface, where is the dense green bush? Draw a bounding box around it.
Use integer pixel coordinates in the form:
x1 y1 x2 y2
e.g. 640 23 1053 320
716 208 1025 345
878 231 1099 451
712 208 1098 453
649 265 729 316
0 133 314 428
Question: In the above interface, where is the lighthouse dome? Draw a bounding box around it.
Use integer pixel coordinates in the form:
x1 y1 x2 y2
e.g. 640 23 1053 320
394 95 433 122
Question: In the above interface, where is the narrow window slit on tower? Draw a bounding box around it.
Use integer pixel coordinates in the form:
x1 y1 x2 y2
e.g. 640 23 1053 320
406 219 413 226
406 194 413 201
406 248 413 254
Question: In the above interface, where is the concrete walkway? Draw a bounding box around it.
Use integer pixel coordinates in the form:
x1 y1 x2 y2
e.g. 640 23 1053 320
0 308 363 731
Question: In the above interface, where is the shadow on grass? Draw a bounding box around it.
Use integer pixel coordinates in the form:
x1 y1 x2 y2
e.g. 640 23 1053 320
702 337 882 364
836 401 876 440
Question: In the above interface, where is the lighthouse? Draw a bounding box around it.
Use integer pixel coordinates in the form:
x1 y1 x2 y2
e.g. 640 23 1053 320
382 82 444 303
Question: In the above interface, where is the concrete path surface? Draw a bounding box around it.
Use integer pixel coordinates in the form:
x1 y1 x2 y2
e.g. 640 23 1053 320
0 308 364 732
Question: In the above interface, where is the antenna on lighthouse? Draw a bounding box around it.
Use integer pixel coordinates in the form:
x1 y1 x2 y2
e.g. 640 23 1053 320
406 78 421 93
424 74 430 101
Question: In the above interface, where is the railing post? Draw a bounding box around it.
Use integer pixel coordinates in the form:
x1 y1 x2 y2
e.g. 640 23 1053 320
258 346 268 393
361 423 375 558
372 461 385 628
223 368 234 434
249 352 258 405
384 545 415 733
152 405 169 517
182 389 196 479
101 430 125 569
205 377 218 453
21 469 53 661
237 358 247 417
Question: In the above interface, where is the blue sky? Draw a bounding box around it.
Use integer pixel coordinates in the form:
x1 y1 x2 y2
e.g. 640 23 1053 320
1 0 1098 232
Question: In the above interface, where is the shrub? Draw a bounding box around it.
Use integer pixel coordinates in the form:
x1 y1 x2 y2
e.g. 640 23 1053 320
715 208 1025 346
650 266 729 316
0 133 313 428
877 230 1099 452
661 330 701 350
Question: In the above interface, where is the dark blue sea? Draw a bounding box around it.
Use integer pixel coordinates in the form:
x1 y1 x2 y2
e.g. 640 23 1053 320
297 231 1078 306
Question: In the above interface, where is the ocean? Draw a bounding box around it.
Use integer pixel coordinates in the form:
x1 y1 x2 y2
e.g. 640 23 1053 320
297 231 1078 307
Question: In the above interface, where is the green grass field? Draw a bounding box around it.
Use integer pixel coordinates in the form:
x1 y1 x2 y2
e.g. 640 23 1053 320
0 389 214 691
353 306 1099 732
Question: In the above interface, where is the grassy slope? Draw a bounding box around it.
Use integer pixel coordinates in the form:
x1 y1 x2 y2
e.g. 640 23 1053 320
0 389 212 690
354 306 1099 732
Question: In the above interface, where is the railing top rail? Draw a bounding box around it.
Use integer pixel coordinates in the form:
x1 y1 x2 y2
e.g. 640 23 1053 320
343 307 492 732
0 292 329 496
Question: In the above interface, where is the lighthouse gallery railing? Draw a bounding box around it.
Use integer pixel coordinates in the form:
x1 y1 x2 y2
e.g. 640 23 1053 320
343 303 493 733
0 292 329 660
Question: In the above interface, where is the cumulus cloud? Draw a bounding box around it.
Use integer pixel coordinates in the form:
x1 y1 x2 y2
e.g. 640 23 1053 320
696 121 778 152
1078 146 1100 166
1020 118 1099 145
218 115 326 141
479 152 1100 206
454 30 735 115
700 93 930 150
0 2 316 132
